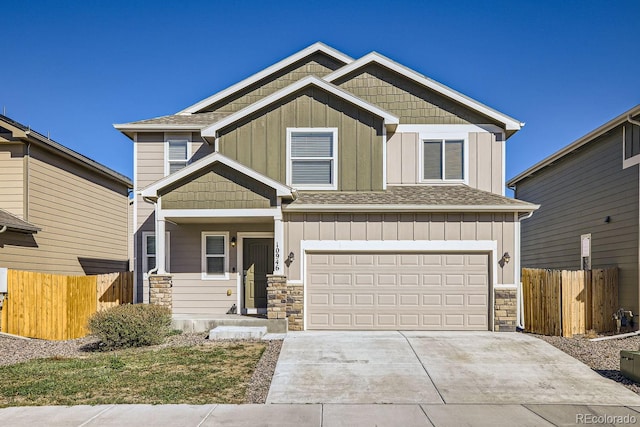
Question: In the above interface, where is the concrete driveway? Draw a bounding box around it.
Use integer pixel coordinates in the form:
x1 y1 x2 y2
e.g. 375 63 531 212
267 331 640 405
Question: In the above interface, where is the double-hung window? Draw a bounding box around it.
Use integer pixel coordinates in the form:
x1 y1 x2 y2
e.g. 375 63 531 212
142 232 170 275
287 128 338 190
422 138 465 182
166 138 190 175
202 232 229 279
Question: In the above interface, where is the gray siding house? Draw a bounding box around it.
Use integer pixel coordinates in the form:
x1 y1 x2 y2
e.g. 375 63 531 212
116 42 537 331
508 105 640 317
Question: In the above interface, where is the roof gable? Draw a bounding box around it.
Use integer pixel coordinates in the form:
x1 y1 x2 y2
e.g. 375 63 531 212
324 52 523 133
201 76 399 138
141 152 293 198
508 104 640 186
179 42 353 115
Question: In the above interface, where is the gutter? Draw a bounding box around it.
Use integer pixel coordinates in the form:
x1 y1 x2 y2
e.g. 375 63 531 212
283 204 540 213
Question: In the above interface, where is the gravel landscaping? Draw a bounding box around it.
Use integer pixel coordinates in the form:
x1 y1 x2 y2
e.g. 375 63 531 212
0 332 281 404
534 332 640 395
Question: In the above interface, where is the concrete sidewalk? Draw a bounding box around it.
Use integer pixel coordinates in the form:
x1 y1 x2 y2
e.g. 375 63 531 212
2 403 640 426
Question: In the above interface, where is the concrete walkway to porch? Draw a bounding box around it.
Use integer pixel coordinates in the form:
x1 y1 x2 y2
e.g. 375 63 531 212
171 313 288 334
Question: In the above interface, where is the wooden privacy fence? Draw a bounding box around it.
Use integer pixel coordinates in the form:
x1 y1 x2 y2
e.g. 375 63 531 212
522 267 618 337
1 270 133 340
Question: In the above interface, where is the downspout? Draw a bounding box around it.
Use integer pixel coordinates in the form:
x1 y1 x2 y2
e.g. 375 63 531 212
0 226 6 234
24 140 31 221
142 196 159 276
516 211 535 330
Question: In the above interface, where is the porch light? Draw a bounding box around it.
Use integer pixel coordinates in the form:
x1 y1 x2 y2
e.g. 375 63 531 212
231 237 236 248
502 252 511 264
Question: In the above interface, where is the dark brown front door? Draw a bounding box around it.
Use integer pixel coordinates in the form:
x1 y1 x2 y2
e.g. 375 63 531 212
243 238 273 309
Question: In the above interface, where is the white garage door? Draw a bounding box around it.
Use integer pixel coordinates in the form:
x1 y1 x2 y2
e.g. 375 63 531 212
306 252 489 330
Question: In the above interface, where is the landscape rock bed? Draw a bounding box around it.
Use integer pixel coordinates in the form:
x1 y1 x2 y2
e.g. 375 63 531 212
534 333 640 395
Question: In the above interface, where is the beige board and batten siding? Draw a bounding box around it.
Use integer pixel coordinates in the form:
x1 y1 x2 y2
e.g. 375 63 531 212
218 87 385 191
515 126 639 315
202 52 346 114
0 145 129 275
333 63 502 126
168 223 272 315
0 143 25 218
282 212 515 285
387 131 503 194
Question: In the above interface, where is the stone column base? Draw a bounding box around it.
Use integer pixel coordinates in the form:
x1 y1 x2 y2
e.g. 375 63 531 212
149 274 173 310
267 275 303 331
494 288 517 332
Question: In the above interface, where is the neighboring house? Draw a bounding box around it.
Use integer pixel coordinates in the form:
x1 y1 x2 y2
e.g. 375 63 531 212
0 115 132 275
508 105 640 318
115 42 537 331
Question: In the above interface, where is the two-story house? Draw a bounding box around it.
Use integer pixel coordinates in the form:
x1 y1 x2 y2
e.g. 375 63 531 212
508 105 640 319
116 43 537 332
0 114 132 275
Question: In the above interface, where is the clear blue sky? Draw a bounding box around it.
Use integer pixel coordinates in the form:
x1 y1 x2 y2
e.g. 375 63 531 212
3 1 639 187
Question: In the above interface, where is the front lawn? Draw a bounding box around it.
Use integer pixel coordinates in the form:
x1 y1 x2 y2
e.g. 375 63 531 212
0 342 266 407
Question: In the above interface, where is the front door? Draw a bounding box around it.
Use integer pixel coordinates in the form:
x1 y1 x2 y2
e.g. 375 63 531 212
243 238 274 310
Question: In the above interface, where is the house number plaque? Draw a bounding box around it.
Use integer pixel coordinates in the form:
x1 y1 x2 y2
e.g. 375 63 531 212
274 242 281 272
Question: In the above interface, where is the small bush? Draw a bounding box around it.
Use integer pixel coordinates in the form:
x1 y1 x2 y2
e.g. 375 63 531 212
88 304 172 350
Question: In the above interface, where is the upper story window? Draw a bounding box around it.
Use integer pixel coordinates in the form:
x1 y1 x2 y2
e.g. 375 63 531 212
165 133 192 176
421 137 466 183
624 122 640 160
287 128 338 190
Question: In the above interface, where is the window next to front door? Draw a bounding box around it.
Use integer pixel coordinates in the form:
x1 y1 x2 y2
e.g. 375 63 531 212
201 232 229 280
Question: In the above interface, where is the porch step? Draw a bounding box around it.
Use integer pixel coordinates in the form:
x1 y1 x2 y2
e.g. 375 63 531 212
208 326 267 340
172 314 287 334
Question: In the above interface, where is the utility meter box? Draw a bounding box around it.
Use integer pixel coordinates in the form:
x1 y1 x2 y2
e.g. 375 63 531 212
621 350 640 383
0 267 7 293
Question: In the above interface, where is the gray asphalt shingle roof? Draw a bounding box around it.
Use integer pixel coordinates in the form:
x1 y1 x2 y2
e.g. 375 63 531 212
126 112 231 126
0 209 40 233
286 185 536 209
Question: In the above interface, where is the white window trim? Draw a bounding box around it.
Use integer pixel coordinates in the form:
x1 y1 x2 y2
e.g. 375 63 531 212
419 132 469 185
623 125 640 169
142 232 170 277
286 127 338 190
164 133 192 176
201 231 230 280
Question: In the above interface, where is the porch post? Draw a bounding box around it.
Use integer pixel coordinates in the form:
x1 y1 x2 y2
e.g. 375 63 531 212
273 204 284 274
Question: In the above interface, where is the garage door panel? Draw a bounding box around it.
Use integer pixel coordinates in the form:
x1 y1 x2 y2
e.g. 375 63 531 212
399 274 419 286
307 252 489 330
355 274 374 286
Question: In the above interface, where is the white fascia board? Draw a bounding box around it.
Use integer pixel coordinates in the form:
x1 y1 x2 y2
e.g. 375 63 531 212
283 204 540 213
508 104 640 187
178 42 354 115
324 52 523 131
140 152 293 198
201 76 399 138
113 123 203 131
160 208 280 219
